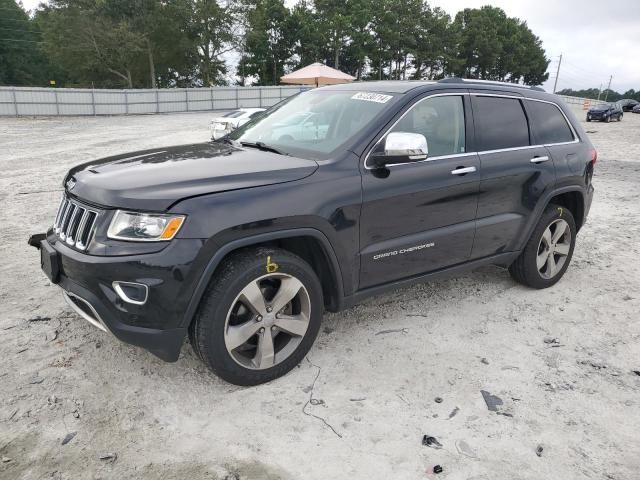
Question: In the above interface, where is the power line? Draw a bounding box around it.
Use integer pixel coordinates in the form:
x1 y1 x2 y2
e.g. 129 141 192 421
0 27 43 35
0 37 45 44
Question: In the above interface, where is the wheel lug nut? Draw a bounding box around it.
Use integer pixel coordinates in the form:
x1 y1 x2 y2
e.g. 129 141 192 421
259 327 265 333
256 316 262 322
266 307 272 313
271 326 276 331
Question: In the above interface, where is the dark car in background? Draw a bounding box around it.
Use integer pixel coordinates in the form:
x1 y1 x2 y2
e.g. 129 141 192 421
618 99 639 112
632 104 640 114
586 103 623 122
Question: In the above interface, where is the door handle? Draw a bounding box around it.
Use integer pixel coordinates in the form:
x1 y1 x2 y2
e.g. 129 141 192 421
530 156 550 164
451 166 477 175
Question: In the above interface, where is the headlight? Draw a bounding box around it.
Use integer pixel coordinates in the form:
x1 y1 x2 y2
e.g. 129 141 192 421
107 211 185 242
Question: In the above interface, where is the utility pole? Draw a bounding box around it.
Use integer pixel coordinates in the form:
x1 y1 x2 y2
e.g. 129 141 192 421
604 75 612 102
553 54 562 93
597 84 602 101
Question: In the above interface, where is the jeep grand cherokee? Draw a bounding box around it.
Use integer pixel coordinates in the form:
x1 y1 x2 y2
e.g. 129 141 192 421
30 79 596 385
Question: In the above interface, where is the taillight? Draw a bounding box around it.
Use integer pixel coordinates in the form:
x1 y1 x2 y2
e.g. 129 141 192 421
590 149 598 165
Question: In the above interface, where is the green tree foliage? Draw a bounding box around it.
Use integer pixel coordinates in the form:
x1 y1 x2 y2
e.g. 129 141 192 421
451 6 549 84
1 0 589 89
239 0 294 86
34 0 236 88
0 0 52 85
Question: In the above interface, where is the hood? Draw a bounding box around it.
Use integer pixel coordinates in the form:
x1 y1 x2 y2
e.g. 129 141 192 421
65 142 318 211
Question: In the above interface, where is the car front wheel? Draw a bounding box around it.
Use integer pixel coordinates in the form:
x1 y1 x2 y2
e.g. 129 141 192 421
189 247 323 386
509 204 577 289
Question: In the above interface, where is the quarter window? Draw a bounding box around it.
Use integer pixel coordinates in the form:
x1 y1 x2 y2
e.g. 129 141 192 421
473 96 530 151
389 96 466 157
526 100 575 144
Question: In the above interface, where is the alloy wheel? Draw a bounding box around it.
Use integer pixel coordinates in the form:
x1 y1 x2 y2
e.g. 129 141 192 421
536 219 572 279
224 273 311 370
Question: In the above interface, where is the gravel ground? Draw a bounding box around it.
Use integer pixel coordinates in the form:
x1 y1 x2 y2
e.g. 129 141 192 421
1 109 639 480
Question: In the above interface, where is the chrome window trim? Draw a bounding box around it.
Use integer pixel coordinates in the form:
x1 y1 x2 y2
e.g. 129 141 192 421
364 91 580 170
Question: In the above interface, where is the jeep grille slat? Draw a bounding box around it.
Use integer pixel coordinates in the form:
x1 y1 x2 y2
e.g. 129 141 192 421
53 195 99 251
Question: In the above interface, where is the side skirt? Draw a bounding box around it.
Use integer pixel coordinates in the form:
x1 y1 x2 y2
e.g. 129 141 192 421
342 251 519 309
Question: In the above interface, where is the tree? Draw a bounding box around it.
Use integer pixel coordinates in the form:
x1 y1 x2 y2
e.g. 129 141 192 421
184 0 237 86
451 6 548 85
37 1 147 88
0 0 52 86
411 7 453 80
240 0 294 85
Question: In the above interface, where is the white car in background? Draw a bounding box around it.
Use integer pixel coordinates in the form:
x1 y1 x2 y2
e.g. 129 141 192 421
271 111 329 142
210 108 265 140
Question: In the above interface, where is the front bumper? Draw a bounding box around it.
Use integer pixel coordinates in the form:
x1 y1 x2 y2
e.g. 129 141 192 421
32 232 205 362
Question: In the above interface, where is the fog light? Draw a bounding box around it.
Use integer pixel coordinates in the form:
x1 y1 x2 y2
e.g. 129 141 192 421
113 281 148 305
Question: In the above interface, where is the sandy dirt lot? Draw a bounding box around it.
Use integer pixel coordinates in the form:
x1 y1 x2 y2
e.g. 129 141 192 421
1 109 639 480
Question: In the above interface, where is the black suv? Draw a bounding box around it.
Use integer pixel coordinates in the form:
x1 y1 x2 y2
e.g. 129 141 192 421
30 79 596 385
586 102 623 122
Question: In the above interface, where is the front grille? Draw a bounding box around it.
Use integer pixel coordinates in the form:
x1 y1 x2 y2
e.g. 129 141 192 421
53 195 99 251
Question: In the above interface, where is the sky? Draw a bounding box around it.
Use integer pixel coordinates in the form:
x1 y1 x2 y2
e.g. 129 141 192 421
19 0 640 93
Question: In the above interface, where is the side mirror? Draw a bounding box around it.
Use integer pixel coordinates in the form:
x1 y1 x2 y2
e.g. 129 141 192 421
369 132 429 168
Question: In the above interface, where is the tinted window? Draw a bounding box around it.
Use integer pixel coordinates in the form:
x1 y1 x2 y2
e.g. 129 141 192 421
390 96 466 157
526 100 574 144
474 97 529 151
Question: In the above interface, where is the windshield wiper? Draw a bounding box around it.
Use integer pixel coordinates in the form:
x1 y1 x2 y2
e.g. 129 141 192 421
240 141 289 156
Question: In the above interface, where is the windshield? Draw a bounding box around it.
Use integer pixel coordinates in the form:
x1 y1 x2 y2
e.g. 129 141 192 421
226 90 400 159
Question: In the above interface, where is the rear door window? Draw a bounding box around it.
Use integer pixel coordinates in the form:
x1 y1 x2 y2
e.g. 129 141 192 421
525 100 575 144
473 96 530 151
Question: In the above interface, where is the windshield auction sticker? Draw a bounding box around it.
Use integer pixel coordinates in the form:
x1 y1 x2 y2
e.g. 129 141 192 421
351 92 393 103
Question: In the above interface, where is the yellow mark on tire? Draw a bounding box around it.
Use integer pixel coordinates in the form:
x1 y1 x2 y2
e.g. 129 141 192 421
558 207 563 217
266 256 279 273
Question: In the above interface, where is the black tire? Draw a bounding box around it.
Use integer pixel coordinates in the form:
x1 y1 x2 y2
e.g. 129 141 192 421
605 115 611 123
509 204 577 289
189 247 323 386
618 114 623 121
586 117 591 122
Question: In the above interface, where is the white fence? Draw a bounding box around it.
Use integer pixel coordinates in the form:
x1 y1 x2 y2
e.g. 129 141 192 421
0 85 308 116
0 85 608 117
558 95 608 108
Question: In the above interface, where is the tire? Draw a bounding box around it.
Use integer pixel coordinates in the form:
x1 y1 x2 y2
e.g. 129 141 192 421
189 247 323 386
605 115 611 123
509 204 577 289
619 114 623 121
586 117 591 122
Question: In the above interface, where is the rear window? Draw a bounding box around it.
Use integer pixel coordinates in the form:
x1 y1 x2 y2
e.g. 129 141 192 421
526 100 574 144
223 111 244 118
473 96 530 151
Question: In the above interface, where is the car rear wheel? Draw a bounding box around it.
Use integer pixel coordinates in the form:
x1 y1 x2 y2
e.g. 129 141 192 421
189 247 323 386
605 115 611 123
509 204 576 289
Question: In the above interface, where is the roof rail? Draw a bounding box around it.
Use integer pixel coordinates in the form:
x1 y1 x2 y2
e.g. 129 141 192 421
438 77 546 92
